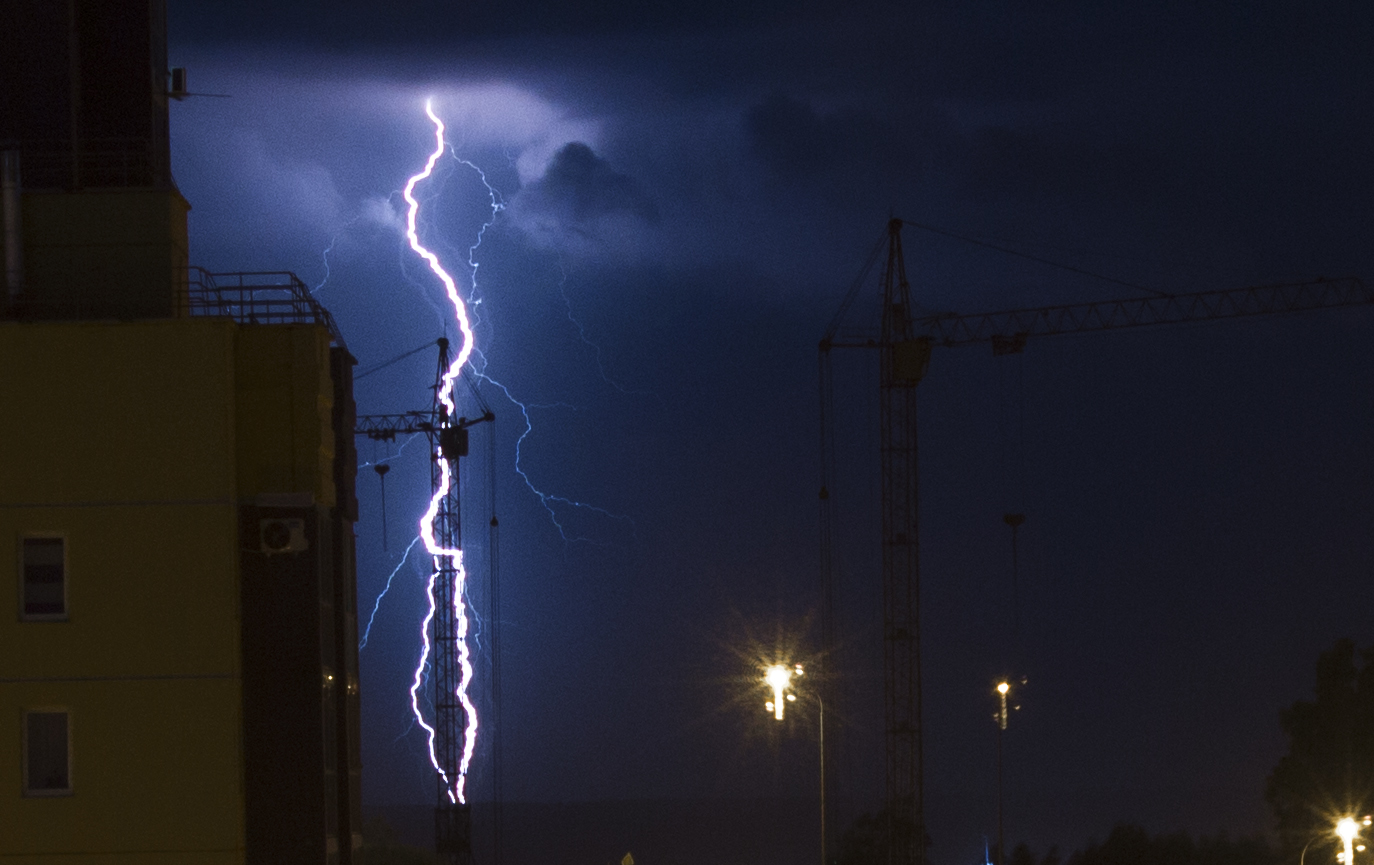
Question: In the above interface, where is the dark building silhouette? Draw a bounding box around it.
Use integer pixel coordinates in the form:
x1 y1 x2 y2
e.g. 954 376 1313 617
1 2 363 862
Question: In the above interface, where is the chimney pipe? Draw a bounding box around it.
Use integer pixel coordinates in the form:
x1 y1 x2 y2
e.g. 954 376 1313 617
2 150 22 306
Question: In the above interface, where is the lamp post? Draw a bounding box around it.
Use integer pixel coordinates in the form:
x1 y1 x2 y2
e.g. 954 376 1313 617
995 680 1010 865
764 663 825 865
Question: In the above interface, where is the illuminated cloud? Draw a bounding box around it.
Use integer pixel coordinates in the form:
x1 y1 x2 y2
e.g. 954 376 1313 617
358 194 404 235
222 128 345 236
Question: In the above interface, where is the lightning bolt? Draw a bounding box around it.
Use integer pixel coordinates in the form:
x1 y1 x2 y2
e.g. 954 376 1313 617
405 98 478 805
448 143 504 313
384 100 636 804
358 534 422 650
474 372 636 543
356 433 429 650
310 224 348 296
421 137 634 543
553 263 658 401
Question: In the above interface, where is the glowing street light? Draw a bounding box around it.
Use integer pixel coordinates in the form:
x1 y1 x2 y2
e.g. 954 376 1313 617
765 663 802 720
1337 817 1360 865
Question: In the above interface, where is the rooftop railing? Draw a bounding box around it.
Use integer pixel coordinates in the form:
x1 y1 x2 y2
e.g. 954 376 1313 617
183 268 347 348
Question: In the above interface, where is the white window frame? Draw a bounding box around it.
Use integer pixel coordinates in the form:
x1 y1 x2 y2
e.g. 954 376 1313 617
19 533 68 622
22 708 73 797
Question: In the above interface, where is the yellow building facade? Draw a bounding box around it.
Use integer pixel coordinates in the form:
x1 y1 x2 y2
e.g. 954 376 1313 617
1 2 362 862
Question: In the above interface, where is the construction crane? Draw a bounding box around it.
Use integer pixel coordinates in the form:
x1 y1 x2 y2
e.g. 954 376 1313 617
818 218 1371 865
355 337 498 865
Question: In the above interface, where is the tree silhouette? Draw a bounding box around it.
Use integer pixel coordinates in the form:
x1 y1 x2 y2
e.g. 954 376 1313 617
1062 826 1273 865
835 809 933 865
1009 841 1061 865
1267 639 1374 862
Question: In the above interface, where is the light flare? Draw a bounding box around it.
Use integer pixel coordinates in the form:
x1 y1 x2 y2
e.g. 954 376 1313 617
403 98 479 805
766 664 793 721
1339 818 1360 865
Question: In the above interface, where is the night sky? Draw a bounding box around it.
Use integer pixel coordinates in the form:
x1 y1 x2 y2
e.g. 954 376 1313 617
166 2 1374 862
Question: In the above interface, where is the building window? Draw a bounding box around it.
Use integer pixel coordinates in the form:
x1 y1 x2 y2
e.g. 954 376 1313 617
23 710 71 795
21 536 66 620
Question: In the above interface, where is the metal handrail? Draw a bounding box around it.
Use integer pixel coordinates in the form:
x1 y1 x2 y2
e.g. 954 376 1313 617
183 267 347 348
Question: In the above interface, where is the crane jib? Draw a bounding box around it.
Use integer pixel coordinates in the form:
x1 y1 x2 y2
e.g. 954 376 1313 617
921 276 1370 350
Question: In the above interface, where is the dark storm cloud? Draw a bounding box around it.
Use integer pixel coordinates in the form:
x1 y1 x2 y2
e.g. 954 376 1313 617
952 123 1168 208
508 142 659 250
526 142 658 223
742 88 1139 207
745 92 911 178
169 0 806 45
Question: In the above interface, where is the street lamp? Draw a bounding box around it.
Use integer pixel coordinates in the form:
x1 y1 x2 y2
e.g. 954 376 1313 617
1337 817 1360 865
995 681 1010 865
765 664 796 720
763 663 824 865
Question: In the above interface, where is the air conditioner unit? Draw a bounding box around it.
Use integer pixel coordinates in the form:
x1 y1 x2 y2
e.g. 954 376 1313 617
259 518 308 555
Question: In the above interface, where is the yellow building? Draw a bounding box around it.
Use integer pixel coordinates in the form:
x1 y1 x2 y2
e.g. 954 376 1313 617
0 2 362 862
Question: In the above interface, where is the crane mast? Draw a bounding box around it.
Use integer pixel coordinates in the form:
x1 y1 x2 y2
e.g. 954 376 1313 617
431 339 471 865
820 219 1370 865
355 339 496 865
878 221 925 865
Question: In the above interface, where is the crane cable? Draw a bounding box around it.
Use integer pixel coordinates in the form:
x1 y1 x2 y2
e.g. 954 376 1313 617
357 338 442 381
902 218 1174 299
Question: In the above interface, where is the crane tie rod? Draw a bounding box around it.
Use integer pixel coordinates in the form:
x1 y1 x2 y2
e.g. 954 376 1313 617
821 277 1369 350
901 218 1173 298
356 338 444 381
